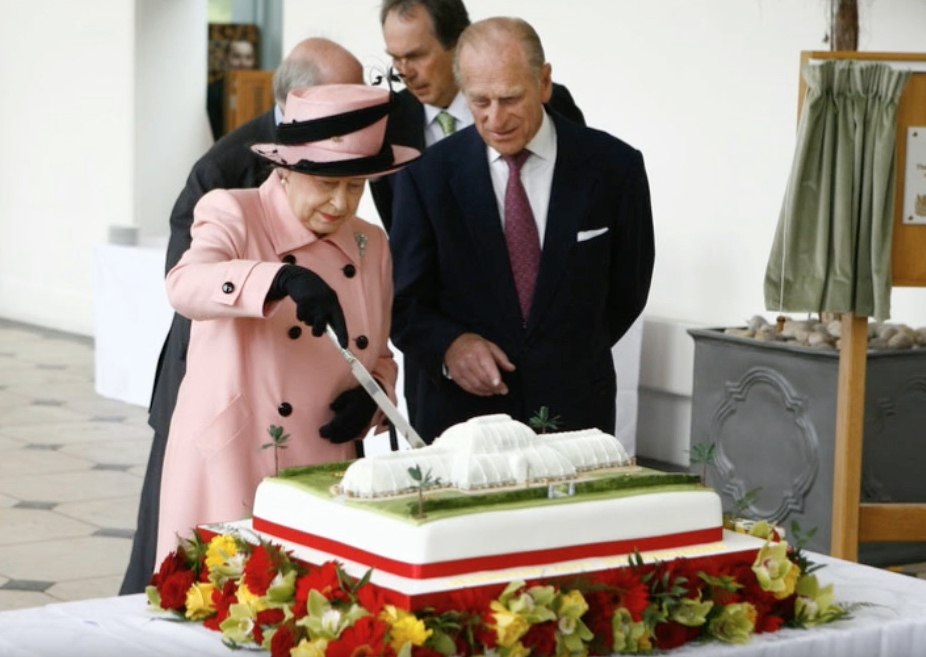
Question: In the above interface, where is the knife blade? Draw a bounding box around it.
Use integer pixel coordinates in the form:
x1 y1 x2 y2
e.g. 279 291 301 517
325 325 426 449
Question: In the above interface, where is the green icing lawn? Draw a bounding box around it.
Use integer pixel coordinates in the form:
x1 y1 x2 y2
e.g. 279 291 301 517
271 464 707 527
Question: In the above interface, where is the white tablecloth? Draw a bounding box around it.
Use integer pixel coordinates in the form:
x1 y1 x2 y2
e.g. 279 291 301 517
1 554 925 657
92 241 174 407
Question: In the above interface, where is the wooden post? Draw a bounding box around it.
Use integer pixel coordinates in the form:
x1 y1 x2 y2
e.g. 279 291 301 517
830 312 868 561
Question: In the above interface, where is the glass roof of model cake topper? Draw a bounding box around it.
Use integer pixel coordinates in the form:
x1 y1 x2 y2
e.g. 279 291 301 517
338 414 633 498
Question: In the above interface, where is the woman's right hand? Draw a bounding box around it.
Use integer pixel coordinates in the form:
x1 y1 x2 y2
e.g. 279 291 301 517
268 265 348 347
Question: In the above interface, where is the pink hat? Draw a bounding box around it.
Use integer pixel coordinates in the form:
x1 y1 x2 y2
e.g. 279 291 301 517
251 84 420 177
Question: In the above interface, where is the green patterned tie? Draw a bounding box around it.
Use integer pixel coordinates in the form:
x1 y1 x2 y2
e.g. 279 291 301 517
436 110 456 137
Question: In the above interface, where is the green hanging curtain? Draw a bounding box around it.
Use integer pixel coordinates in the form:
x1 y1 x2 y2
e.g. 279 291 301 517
764 60 910 321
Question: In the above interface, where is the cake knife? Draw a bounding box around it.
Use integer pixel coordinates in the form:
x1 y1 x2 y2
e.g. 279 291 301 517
325 325 426 449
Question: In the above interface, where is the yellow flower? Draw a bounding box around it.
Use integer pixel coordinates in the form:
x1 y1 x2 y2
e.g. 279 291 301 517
205 534 239 569
491 601 530 648
290 637 329 657
505 640 532 657
557 590 589 620
236 582 268 613
184 581 216 620
389 615 433 651
773 561 801 600
379 604 413 625
707 602 756 643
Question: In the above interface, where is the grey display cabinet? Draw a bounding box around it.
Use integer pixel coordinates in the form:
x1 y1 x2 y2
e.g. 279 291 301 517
689 328 926 565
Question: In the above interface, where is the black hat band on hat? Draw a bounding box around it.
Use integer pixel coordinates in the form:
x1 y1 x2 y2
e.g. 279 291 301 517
275 94 395 145
274 142 396 177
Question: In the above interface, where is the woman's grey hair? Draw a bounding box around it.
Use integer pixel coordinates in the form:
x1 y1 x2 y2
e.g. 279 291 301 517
452 17 546 87
272 57 323 107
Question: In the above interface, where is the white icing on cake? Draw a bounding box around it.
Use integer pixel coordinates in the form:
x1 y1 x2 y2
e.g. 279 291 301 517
339 414 631 497
252 482 721 565
251 415 722 575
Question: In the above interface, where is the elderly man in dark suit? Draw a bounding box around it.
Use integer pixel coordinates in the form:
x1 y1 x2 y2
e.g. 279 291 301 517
390 17 654 442
372 0 585 429
119 37 363 594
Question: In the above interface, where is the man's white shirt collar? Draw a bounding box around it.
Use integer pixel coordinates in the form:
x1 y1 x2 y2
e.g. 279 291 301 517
424 92 472 129
423 92 472 147
487 108 556 164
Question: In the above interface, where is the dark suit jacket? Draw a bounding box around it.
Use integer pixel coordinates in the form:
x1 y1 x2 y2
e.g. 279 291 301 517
390 110 654 442
371 83 585 233
148 109 275 437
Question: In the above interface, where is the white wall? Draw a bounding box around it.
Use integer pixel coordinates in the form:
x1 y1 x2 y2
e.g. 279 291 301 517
0 0 135 334
135 0 211 240
0 0 209 334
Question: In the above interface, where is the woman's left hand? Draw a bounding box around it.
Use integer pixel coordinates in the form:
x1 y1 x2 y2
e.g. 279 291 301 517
319 385 378 444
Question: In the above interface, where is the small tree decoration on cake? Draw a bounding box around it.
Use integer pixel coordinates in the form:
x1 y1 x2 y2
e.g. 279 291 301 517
408 464 441 519
260 424 290 475
529 405 562 434
688 442 717 486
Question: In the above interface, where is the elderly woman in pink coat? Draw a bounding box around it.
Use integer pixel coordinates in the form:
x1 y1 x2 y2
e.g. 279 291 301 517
155 84 419 563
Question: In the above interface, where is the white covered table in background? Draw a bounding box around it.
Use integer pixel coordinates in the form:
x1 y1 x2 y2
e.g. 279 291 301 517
92 240 173 408
1 553 925 656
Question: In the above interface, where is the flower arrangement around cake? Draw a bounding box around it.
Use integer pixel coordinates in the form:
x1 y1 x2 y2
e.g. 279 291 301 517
147 521 848 656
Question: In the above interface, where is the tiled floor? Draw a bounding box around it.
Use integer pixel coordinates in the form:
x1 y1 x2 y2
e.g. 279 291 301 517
0 318 150 611
2 318 926 615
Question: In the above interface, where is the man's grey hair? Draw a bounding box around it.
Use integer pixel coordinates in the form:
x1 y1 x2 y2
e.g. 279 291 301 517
272 57 322 107
453 17 546 88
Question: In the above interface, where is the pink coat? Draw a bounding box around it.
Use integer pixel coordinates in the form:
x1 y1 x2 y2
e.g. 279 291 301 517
156 174 396 563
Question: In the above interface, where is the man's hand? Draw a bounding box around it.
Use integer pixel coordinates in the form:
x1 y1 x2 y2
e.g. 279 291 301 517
444 333 515 396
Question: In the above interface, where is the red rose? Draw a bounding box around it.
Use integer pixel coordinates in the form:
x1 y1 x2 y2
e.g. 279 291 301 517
243 544 276 596
295 561 345 609
151 547 189 589
204 580 237 631
522 621 557 656
326 616 393 657
435 584 502 615
159 570 195 612
755 612 785 634
583 591 617 654
411 646 444 657
475 610 498 650
604 568 650 621
355 583 387 616
653 621 700 650
270 623 299 657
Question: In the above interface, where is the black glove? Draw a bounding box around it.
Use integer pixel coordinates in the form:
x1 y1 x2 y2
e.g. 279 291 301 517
319 385 378 444
267 265 348 347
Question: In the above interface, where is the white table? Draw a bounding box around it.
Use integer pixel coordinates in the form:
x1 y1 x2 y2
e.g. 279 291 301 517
1 554 925 656
92 240 174 407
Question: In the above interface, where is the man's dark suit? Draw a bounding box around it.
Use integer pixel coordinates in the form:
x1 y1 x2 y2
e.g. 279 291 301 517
390 110 654 442
370 85 585 435
120 110 275 594
370 84 585 233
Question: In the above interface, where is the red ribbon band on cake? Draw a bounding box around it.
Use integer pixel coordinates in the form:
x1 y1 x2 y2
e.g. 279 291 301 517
252 516 723 579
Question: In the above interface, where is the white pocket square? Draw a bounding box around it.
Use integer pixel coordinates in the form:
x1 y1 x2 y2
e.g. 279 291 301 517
576 227 609 242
